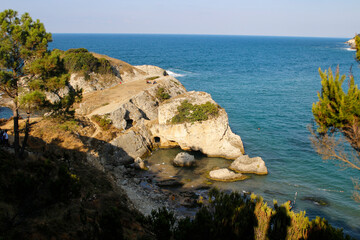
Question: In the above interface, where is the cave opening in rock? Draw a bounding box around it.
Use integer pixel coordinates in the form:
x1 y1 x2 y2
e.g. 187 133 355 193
125 119 133 129
188 150 206 159
154 137 160 143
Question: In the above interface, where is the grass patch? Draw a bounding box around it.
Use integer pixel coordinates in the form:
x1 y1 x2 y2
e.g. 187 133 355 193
91 114 112 131
156 87 171 102
146 76 160 80
171 100 219 124
57 120 79 132
170 79 179 86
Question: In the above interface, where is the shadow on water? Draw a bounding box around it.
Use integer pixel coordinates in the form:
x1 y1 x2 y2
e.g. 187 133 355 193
304 205 360 239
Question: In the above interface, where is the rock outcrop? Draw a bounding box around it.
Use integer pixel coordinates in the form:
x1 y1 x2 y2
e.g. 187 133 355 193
346 38 356 49
149 91 244 159
209 168 247 181
230 155 268 175
346 35 359 50
69 73 121 94
134 157 147 170
135 65 168 77
173 152 196 167
67 53 263 169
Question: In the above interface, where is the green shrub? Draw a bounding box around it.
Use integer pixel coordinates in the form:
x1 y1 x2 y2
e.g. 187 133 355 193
0 155 81 208
58 120 79 132
62 48 113 77
146 207 175 240
355 35 360 62
156 87 171 101
99 206 124 240
171 100 219 124
146 189 354 240
91 114 112 131
306 217 352 240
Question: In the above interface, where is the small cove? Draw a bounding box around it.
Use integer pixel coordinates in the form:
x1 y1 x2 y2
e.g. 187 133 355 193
46 34 360 238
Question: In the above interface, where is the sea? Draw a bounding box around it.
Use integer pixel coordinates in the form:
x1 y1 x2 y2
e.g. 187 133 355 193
4 34 360 237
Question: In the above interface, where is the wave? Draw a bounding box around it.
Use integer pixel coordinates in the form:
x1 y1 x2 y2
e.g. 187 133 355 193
317 188 344 193
166 70 185 77
344 48 356 51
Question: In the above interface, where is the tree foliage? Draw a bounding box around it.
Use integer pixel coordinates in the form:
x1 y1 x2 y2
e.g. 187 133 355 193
311 40 360 202
0 9 53 158
24 49 82 116
312 67 360 136
146 189 353 240
355 35 360 62
61 48 113 79
0 9 82 158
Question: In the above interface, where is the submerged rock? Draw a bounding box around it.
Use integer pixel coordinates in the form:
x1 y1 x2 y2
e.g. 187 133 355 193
173 152 196 167
209 168 247 182
230 155 268 175
302 196 329 206
156 179 184 188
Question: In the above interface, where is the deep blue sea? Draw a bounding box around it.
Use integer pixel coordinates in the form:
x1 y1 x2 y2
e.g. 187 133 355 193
48 34 359 237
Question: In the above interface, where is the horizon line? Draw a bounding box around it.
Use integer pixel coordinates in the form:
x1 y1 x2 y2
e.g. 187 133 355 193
50 32 351 39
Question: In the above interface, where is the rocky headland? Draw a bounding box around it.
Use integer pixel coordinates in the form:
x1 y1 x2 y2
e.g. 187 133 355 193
345 34 359 49
1 52 267 216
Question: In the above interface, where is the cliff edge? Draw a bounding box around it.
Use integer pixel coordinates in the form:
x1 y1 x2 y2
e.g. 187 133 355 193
75 59 245 162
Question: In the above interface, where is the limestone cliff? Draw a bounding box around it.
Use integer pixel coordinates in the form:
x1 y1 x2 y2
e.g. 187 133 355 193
346 34 359 50
346 38 356 49
66 54 249 164
149 91 244 159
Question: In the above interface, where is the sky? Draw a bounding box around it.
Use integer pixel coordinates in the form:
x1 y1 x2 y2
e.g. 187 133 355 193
1 0 359 38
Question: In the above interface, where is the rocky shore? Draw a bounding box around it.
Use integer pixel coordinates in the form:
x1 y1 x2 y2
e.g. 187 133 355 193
2 53 268 217
345 35 359 49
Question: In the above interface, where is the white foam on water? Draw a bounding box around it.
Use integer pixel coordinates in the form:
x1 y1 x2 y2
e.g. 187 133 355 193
344 48 356 51
166 70 185 77
318 188 344 193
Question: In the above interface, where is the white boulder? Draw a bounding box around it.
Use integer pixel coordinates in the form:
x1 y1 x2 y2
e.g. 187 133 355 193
230 155 268 175
209 168 246 181
173 152 195 167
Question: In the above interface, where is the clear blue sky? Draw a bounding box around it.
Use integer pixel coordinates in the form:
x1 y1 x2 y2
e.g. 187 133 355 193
1 0 359 38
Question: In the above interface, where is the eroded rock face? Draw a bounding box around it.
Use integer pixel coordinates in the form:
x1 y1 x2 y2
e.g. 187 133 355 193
150 91 244 159
110 130 151 161
69 73 121 94
173 152 195 167
230 155 268 175
135 65 168 77
346 38 356 49
209 168 245 181
73 54 250 166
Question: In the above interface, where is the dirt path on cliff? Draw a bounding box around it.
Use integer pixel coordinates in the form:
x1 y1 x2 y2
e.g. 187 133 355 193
80 76 166 117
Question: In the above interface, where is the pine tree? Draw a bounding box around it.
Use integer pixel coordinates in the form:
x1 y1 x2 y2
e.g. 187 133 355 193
355 35 360 62
0 9 52 158
0 9 81 158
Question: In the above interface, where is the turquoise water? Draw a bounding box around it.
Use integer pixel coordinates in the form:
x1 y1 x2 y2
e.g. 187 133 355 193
0 107 12 119
49 34 359 237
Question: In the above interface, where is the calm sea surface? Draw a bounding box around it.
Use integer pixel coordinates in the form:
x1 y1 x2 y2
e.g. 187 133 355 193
48 34 359 237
